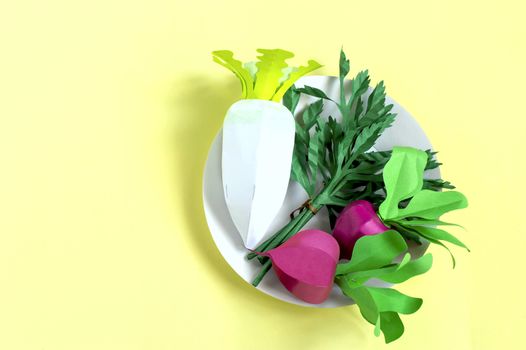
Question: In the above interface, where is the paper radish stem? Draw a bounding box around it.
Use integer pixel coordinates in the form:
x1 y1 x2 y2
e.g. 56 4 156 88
213 49 322 248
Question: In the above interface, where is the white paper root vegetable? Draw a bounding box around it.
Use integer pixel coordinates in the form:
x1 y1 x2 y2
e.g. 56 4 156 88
212 49 322 248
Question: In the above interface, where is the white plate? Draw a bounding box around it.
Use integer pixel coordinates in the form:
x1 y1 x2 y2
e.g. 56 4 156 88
202 75 439 307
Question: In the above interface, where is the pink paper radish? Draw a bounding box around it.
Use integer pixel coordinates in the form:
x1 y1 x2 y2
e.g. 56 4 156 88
261 229 339 304
332 200 390 260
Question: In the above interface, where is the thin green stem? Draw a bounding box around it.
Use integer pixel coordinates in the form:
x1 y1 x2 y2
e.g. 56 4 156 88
246 212 305 260
254 207 315 265
250 184 336 286
251 260 272 287
247 226 287 260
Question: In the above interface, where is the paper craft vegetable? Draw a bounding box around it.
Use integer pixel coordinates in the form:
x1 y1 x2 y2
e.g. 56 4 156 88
332 200 390 260
335 230 433 343
378 147 469 267
259 229 339 304
248 49 452 285
212 49 322 248
208 49 470 343
333 147 469 265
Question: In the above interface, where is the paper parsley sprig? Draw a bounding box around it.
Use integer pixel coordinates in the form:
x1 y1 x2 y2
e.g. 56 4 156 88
247 49 452 285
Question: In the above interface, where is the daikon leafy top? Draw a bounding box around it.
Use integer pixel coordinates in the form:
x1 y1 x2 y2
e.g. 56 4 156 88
212 49 322 102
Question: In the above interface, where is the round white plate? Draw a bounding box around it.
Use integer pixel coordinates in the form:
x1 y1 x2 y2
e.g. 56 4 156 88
202 75 439 307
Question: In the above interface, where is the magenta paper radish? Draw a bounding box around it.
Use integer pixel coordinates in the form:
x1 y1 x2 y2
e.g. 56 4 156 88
332 148 468 264
332 200 390 260
261 229 339 304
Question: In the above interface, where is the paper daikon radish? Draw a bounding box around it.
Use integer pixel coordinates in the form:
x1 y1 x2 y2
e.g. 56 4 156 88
212 49 322 248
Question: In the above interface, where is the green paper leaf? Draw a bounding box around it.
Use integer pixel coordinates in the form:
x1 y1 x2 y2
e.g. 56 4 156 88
243 61 258 82
423 179 455 190
351 70 370 98
294 99 323 149
350 114 395 159
410 226 469 251
339 48 350 80
339 285 378 324
368 287 423 315
374 315 382 337
323 196 351 207
291 151 311 195
338 49 350 123
400 219 464 229
340 69 370 131
396 222 459 268
379 312 405 343
272 60 322 102
301 99 324 128
307 131 322 194
388 222 424 244
378 253 433 283
279 66 298 84
335 129 355 168
212 50 255 98
214 49 321 102
379 147 428 220
356 149 443 173
336 230 408 275
290 99 324 196
366 81 386 113
359 82 393 128
348 70 370 109
282 85 301 114
424 235 457 268
253 49 294 100
294 85 334 101
340 253 433 286
337 283 415 344
397 253 412 270
393 190 468 220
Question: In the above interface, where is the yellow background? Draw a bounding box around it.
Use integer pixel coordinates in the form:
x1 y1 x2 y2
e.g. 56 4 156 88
1 0 525 349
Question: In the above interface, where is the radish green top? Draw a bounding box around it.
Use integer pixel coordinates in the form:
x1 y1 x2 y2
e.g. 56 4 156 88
212 49 322 101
